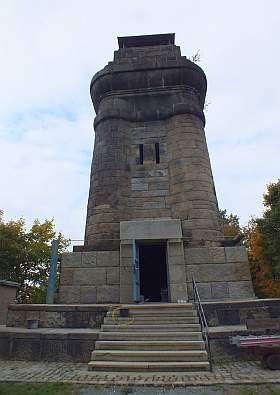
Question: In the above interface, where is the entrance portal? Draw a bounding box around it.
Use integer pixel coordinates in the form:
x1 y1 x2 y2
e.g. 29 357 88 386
139 243 168 302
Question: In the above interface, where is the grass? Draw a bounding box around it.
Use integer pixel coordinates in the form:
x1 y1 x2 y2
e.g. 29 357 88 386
0 382 83 395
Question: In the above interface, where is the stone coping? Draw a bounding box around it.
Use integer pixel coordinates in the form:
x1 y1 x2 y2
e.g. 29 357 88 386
8 303 194 311
202 298 280 306
8 304 111 311
0 324 99 339
0 280 20 288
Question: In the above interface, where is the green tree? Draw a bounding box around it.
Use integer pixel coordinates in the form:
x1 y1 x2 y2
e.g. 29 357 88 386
243 179 280 298
0 210 69 303
219 209 241 237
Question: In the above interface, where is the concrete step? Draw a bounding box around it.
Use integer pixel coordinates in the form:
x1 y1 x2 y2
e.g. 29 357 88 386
88 360 210 372
107 310 197 317
104 316 199 325
91 350 208 362
99 331 203 341
119 303 194 309
101 323 201 332
95 340 206 351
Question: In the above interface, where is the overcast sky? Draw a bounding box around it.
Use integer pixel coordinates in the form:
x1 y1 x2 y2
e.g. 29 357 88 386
0 0 279 242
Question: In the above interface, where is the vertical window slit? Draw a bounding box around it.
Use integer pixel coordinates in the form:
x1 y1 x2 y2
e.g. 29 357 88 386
155 143 160 164
139 144 144 164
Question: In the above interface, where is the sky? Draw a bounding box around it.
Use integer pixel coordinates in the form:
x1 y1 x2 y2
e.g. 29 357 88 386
0 0 279 243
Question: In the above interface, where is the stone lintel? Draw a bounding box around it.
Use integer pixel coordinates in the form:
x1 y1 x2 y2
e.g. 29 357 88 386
120 219 182 240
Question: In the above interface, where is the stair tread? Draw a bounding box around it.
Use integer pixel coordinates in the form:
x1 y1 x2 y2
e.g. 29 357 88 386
93 350 207 355
96 340 205 344
89 361 209 368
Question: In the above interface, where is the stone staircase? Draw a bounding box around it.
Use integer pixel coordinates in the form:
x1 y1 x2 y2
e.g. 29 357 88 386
88 303 210 372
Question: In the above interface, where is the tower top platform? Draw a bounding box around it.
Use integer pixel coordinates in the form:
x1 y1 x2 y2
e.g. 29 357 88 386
118 33 175 48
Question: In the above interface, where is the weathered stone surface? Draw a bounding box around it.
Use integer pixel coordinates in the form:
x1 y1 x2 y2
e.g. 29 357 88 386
96 251 119 267
169 283 188 302
73 268 106 286
120 219 182 240
59 286 80 304
209 247 226 264
97 286 120 303
211 282 229 299
60 268 74 285
185 248 210 264
81 252 97 267
186 263 252 283
119 266 133 285
228 281 254 298
225 246 248 263
61 253 82 268
168 265 186 284
80 286 97 303
106 267 120 285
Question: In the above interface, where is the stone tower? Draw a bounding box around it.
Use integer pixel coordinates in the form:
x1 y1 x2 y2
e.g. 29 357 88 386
59 34 254 304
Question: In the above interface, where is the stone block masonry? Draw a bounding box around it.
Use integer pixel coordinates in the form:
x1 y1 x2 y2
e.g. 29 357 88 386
57 33 255 303
59 251 120 304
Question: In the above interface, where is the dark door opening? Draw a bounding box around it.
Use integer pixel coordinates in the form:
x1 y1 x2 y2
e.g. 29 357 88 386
139 243 168 302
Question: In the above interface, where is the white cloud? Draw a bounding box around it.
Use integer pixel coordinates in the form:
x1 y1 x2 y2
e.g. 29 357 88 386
0 0 279 238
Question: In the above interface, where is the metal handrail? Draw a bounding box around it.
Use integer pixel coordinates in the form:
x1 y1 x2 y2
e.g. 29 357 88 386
192 276 212 371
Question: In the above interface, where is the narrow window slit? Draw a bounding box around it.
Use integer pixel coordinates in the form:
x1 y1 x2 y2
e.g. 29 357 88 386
155 143 160 164
139 144 144 164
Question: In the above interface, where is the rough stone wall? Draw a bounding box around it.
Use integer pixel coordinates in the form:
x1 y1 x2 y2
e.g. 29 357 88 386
167 114 222 245
185 246 254 300
59 252 120 303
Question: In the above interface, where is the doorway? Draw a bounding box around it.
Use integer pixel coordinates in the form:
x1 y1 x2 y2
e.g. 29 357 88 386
138 243 168 302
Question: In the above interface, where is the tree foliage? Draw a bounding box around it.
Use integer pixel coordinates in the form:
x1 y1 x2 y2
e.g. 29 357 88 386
244 179 280 298
0 211 69 303
219 209 241 237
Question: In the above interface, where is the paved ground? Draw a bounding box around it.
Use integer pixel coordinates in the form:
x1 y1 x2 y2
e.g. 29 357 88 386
0 360 279 387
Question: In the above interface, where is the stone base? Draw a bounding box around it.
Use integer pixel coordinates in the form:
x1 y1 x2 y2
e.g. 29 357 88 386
185 246 255 300
58 244 254 303
59 251 120 304
0 325 99 362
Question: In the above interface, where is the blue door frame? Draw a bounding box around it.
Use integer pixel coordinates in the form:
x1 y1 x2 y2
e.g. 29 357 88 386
132 240 141 302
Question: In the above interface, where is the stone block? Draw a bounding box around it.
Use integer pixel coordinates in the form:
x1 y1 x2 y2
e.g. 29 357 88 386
228 281 254 299
168 255 185 266
81 252 97 267
59 286 80 303
97 286 120 303
169 283 188 303
61 252 82 268
120 266 133 285
120 257 133 267
41 312 65 328
120 285 133 303
186 263 252 283
196 283 212 300
168 265 186 284
225 246 248 263
184 247 210 264
6 310 26 327
211 282 229 299
120 219 182 240
120 243 133 258
167 241 184 257
96 251 119 267
209 247 226 264
80 286 97 303
73 268 106 286
60 268 74 285
107 267 120 285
